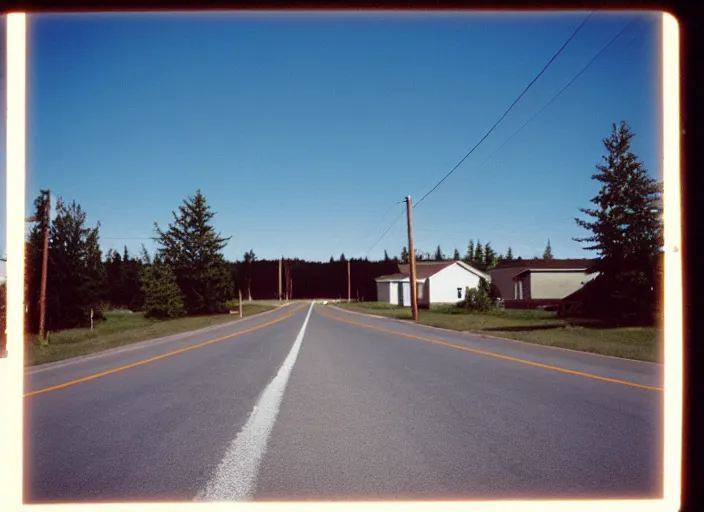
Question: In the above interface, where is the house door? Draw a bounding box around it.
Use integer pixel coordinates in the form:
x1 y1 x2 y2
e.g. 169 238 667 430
397 283 404 306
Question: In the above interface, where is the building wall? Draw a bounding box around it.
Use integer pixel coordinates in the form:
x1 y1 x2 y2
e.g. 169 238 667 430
399 281 411 308
529 270 589 299
417 280 430 308
428 263 482 303
376 282 392 304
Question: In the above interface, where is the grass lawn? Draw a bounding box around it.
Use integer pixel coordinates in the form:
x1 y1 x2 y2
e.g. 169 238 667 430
26 302 278 367
335 301 661 363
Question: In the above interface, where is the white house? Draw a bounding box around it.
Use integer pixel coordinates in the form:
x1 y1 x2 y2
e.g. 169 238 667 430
375 260 490 307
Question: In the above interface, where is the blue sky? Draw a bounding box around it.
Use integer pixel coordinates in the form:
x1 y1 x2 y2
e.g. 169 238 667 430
2 10 662 270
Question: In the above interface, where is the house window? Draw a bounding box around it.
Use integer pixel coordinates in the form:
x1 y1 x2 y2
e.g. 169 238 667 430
457 287 462 299
417 282 424 300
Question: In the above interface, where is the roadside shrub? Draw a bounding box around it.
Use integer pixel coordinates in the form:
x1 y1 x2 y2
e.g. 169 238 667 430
224 299 240 310
459 282 494 312
140 262 186 320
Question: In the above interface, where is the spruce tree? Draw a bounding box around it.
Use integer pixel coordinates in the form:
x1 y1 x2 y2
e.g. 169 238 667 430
400 246 409 264
25 191 51 333
574 121 663 323
506 247 514 260
434 245 444 261
453 248 461 261
45 198 105 330
140 256 185 319
542 239 554 260
474 240 484 268
483 241 498 270
383 249 390 261
154 190 233 315
465 240 475 263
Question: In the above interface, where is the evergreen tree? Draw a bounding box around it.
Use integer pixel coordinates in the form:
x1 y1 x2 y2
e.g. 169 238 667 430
329 255 334 263
45 198 105 330
154 190 233 315
474 240 484 268
483 241 498 270
434 245 444 261
140 256 185 319
453 248 461 261
400 246 409 264
542 239 554 260
339 253 346 262
242 249 257 301
383 249 390 261
506 247 514 261
25 191 51 333
465 240 475 263
122 247 145 311
574 121 664 323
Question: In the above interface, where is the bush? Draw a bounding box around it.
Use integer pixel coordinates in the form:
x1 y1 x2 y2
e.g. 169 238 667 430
224 299 240 310
140 262 186 320
458 282 494 312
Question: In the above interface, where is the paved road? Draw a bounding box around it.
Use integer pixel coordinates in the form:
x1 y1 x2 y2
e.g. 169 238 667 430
24 301 663 503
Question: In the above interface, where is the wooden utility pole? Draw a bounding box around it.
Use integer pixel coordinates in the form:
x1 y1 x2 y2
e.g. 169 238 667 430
405 195 419 322
347 260 351 302
38 191 50 340
278 257 282 300
238 289 243 318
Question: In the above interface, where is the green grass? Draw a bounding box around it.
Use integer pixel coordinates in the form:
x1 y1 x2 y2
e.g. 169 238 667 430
27 303 277 366
336 301 661 363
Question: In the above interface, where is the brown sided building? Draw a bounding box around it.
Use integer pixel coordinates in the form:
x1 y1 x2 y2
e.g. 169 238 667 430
487 258 598 309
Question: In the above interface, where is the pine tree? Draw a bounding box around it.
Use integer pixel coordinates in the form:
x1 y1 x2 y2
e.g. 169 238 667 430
154 190 233 315
574 121 663 323
434 245 444 261
453 248 461 261
25 191 51 333
400 246 409 264
242 249 257 301
542 239 554 260
339 253 346 262
483 241 498 270
465 240 475 263
383 249 390 261
474 240 484 268
140 256 185 319
506 247 514 261
44 198 105 330
329 255 334 263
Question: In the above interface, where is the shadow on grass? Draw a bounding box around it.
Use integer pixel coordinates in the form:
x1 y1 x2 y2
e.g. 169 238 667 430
480 323 568 332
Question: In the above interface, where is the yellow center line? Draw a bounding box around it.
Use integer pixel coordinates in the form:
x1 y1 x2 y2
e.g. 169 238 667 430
317 308 663 392
24 303 309 398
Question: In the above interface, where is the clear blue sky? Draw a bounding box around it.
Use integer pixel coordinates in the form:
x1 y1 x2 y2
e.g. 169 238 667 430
3 11 662 270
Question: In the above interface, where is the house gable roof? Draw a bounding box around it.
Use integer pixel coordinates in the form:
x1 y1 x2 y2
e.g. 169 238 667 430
376 260 488 282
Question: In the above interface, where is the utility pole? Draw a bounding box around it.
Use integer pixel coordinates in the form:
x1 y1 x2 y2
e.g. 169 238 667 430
347 260 351 303
239 289 243 318
404 195 419 322
38 191 50 340
278 257 282 301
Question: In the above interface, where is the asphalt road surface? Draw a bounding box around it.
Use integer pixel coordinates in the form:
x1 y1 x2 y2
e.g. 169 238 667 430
24 301 663 503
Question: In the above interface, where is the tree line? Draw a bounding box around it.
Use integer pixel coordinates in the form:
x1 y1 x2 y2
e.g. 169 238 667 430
393 239 554 271
19 189 402 336
4 119 664 345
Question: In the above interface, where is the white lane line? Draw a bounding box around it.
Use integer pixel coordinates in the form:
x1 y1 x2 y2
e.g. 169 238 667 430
195 301 314 502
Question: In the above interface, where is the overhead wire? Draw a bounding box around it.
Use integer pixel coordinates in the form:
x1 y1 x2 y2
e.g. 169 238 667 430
470 17 646 174
413 12 594 209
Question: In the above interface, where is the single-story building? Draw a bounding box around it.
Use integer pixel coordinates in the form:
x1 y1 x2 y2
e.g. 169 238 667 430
375 260 490 307
487 259 597 308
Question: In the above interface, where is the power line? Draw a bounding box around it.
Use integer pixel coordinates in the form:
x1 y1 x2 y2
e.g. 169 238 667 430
413 12 593 209
365 207 406 257
471 18 645 173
